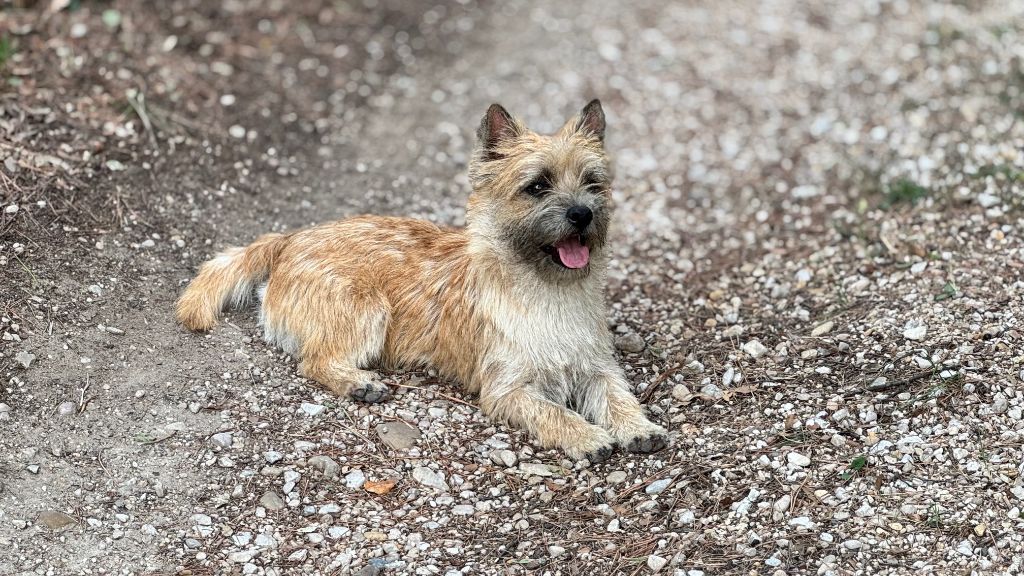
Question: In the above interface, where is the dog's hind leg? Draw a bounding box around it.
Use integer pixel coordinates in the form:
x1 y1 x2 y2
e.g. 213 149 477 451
266 279 393 403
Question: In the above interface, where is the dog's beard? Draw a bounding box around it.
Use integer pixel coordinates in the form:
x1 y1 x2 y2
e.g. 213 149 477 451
501 210 609 282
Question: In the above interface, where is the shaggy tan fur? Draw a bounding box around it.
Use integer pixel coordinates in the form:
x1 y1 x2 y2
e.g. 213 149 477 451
176 100 667 461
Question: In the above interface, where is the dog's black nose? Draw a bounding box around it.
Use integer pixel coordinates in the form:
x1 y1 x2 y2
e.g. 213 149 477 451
566 205 593 230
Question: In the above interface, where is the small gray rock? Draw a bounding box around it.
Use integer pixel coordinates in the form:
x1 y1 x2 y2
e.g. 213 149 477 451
264 451 283 464
287 549 308 562
57 401 77 416
412 466 449 491
259 491 286 511
14 350 35 368
700 383 724 399
489 449 518 467
614 332 646 353
647 554 668 572
255 533 277 548
319 503 342 514
228 549 259 563
787 452 811 467
646 478 672 495
606 471 628 484
376 421 421 450
37 510 76 530
344 469 366 489
300 402 326 417
210 432 232 449
308 455 340 478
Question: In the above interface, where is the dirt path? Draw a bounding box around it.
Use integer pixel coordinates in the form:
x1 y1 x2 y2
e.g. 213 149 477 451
3 1 1024 575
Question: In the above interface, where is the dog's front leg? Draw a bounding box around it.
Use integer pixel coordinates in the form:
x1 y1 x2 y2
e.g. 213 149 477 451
480 378 616 463
576 366 668 453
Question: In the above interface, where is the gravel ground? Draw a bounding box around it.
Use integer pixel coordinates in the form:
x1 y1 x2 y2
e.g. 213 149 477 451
3 0 1024 574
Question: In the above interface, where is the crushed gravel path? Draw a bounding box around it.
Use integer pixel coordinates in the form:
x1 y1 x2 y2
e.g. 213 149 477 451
2 1 1024 574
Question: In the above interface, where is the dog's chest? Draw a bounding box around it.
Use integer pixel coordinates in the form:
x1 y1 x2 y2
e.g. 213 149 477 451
484 284 609 375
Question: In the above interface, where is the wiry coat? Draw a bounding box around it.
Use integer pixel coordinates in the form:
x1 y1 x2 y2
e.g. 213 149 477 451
176 101 667 461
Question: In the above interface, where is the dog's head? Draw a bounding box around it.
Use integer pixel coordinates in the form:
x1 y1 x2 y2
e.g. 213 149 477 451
466 100 612 283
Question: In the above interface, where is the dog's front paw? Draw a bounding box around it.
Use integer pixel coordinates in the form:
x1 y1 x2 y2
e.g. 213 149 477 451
565 427 616 464
625 428 668 454
350 381 391 404
585 444 614 463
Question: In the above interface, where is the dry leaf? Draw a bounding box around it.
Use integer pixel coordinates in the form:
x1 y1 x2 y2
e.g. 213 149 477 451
364 477 397 495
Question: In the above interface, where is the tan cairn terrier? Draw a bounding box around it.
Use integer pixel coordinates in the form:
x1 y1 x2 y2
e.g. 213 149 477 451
176 100 668 462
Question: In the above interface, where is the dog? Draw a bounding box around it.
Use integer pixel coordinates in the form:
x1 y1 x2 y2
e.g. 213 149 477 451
176 100 668 462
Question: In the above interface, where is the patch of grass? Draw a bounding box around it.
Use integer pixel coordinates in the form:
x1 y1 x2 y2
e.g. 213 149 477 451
883 178 930 208
973 164 1024 181
926 504 944 529
0 35 13 69
840 454 868 482
934 280 958 302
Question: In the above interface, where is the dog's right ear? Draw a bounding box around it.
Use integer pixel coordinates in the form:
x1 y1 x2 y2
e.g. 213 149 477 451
476 104 520 160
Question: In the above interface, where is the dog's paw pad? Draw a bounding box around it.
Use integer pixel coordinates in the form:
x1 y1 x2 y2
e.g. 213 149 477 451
350 382 391 404
626 432 668 454
585 444 614 464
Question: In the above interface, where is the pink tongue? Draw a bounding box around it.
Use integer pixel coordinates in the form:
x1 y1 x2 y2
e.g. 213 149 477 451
555 237 590 269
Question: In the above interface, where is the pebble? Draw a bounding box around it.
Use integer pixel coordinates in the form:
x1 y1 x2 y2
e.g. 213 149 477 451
645 478 672 495
255 534 277 548
489 449 518 467
518 462 563 477
264 451 283 464
741 340 767 358
842 539 862 550
606 471 628 484
57 401 77 416
811 320 834 336
309 455 340 478
37 511 76 529
376 421 422 450
614 332 646 353
344 469 367 489
412 466 449 491
787 452 811 467
14 350 34 368
300 402 326 417
228 550 258 563
902 320 928 341
789 517 816 530
956 540 974 556
452 504 474 515
700 383 724 399
229 125 247 139
210 432 233 449
548 545 566 557
647 555 668 572
259 491 286 511
287 549 308 562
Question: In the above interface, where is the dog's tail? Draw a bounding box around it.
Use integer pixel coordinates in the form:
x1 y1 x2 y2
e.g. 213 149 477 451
176 233 287 331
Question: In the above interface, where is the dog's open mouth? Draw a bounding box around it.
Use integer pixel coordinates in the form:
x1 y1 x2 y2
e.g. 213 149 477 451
542 234 590 269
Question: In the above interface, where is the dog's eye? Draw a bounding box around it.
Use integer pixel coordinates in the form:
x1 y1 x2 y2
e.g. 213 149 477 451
582 174 604 191
523 179 549 197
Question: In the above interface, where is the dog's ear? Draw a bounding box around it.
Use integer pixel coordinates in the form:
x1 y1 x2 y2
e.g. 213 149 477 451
573 99 606 142
476 104 521 159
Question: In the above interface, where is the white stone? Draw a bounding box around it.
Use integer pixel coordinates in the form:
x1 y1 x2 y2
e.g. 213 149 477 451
647 555 668 572
742 340 768 358
344 470 366 489
787 452 811 467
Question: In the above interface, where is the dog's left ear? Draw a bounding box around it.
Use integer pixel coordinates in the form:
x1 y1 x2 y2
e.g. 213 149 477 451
573 99 606 142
